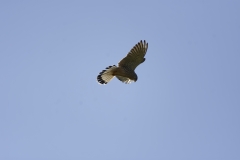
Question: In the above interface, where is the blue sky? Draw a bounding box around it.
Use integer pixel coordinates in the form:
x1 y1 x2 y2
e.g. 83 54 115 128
1 0 240 159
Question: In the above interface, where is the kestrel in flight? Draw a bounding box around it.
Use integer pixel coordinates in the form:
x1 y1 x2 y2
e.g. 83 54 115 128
97 40 148 84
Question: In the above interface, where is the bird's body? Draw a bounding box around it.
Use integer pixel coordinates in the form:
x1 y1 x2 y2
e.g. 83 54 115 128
97 40 148 84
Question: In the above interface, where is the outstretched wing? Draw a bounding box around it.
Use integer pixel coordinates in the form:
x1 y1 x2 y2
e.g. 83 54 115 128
118 40 148 71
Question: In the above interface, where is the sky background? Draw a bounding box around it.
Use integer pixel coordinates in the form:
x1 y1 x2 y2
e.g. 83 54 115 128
1 0 240 159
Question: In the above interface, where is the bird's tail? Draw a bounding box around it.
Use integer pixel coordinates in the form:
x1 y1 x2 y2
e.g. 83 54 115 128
97 65 117 84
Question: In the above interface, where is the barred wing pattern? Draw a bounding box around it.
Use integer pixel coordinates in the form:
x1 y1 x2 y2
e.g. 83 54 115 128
118 40 148 71
97 40 148 85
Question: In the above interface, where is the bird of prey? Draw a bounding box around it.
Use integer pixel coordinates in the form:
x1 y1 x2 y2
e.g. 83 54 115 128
97 40 148 85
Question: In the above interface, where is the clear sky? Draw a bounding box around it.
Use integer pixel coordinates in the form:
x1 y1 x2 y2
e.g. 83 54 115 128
1 1 240 159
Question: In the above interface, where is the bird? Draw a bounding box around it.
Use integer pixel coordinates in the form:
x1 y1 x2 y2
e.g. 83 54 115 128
97 40 148 85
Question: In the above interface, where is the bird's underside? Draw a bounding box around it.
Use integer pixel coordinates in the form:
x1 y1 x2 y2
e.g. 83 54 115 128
97 40 148 85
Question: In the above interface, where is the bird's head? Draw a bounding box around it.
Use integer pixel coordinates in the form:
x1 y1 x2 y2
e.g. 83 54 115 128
133 74 138 82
